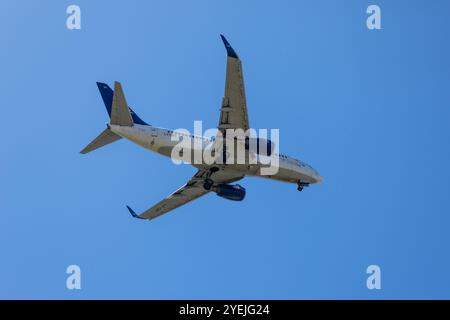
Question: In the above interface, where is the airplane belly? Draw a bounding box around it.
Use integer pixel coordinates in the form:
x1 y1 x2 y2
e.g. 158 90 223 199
265 167 299 183
110 125 161 153
156 144 204 163
249 161 313 184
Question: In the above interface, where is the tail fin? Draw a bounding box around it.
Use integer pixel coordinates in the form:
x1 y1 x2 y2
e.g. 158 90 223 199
80 128 121 154
81 81 149 155
96 82 148 125
96 82 114 117
111 81 133 127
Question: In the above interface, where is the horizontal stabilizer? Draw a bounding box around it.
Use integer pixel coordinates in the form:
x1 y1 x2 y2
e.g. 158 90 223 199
80 128 121 154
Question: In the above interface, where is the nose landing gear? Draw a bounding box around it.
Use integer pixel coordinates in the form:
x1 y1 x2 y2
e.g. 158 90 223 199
297 181 310 192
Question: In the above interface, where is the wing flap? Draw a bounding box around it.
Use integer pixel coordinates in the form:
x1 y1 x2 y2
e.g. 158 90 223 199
127 182 208 220
127 169 244 221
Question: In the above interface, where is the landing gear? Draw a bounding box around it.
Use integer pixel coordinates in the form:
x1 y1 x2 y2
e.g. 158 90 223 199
209 167 220 175
297 181 309 192
203 167 220 191
203 178 214 190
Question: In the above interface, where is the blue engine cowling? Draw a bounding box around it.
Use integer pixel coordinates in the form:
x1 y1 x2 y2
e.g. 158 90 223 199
214 184 246 201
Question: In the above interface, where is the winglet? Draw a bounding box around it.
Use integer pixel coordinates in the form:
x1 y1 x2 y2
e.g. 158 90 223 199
126 205 146 220
220 34 238 59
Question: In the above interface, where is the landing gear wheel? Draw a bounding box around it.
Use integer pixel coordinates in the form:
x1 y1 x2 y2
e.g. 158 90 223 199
203 178 214 190
297 181 309 192
210 167 219 174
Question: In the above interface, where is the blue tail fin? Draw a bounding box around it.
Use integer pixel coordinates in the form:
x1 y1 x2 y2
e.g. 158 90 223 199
96 82 149 125
96 82 114 117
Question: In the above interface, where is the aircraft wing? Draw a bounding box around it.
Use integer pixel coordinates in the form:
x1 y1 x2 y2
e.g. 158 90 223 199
217 35 250 133
126 169 243 220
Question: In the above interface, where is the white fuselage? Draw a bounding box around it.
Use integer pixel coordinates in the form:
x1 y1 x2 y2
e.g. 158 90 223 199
110 124 322 185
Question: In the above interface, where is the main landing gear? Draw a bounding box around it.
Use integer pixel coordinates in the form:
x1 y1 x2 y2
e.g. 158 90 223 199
203 167 220 190
203 179 214 190
297 181 310 192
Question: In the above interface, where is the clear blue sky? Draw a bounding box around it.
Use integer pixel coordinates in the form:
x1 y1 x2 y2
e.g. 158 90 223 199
1 0 450 299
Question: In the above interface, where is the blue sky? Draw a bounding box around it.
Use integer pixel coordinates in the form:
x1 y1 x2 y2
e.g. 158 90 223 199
1 0 450 299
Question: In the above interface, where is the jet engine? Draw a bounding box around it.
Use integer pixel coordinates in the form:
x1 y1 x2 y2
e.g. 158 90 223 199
212 184 246 201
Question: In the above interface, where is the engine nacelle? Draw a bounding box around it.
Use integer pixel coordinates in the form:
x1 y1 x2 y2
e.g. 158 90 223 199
213 184 246 201
245 137 275 156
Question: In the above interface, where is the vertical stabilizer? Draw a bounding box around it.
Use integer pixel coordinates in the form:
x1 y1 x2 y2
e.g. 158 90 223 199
110 81 133 127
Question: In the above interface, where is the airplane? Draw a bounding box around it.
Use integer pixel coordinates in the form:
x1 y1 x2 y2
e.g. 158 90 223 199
80 35 322 221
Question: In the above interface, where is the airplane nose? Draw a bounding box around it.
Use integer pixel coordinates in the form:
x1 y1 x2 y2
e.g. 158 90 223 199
315 175 323 183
